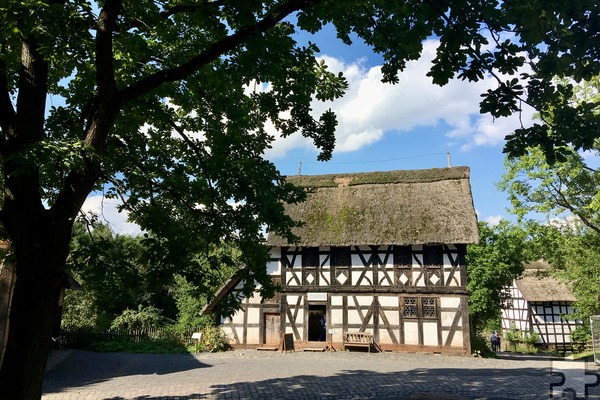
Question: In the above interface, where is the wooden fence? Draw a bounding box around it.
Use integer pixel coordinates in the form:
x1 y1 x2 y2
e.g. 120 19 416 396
58 326 201 348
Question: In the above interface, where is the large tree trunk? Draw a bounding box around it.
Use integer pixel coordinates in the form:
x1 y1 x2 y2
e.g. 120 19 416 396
0 212 72 399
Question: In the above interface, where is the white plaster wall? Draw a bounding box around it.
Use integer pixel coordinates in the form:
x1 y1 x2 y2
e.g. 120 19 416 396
331 296 343 306
378 296 398 307
247 294 262 305
332 330 343 343
247 307 260 323
381 309 400 326
413 269 426 286
354 296 373 306
222 327 235 344
232 310 245 324
440 297 461 309
331 309 343 327
351 270 373 286
404 321 419 345
246 327 260 344
442 330 463 347
378 268 395 286
423 322 438 346
379 329 394 345
441 311 457 327
347 310 365 325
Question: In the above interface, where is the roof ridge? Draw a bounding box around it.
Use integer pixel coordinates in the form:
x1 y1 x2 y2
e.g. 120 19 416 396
286 166 470 188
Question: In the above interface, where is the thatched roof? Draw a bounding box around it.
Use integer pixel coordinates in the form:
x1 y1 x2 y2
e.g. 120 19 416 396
516 260 576 302
516 276 576 302
523 259 552 272
267 166 479 247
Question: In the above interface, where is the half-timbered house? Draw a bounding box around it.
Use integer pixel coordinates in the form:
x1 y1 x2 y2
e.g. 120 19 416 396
501 260 578 351
203 167 480 354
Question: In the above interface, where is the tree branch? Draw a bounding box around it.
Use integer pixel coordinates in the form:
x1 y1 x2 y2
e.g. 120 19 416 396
49 0 124 223
165 117 219 217
547 181 600 234
96 0 120 97
121 0 322 103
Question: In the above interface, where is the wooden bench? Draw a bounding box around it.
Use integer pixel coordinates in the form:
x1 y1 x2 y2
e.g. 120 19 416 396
343 332 373 352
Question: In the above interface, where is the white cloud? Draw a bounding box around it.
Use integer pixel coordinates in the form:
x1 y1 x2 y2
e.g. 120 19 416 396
484 215 504 226
264 39 535 159
81 195 142 236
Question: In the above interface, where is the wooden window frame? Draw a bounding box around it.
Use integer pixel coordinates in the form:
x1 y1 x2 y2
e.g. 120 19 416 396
421 297 438 320
402 297 418 319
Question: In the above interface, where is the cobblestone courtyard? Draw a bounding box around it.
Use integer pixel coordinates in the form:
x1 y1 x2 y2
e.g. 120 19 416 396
42 349 599 399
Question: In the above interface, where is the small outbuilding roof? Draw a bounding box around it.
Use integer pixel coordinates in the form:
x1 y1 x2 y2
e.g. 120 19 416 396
515 259 576 302
267 166 479 247
516 273 577 303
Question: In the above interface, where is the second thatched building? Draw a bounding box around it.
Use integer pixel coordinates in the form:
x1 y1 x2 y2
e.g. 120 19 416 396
203 166 480 354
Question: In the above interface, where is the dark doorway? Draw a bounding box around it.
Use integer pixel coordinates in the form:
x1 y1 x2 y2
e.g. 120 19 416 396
308 304 326 341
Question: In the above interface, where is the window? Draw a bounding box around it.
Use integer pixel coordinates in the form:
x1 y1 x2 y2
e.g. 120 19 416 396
422 298 437 319
394 246 412 267
394 246 412 286
302 247 319 286
331 247 351 286
423 245 443 268
302 247 319 268
402 296 439 319
403 297 418 318
423 245 443 286
331 247 350 267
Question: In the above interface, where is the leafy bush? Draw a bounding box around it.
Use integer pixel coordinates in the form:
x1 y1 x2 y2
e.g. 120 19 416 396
524 331 540 351
199 325 230 353
571 325 591 353
470 333 496 358
505 324 522 351
111 305 171 331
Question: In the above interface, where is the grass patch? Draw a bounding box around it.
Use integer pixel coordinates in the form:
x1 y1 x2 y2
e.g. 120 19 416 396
570 351 594 360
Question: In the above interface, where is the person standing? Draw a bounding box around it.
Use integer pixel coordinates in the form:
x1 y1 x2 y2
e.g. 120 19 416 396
490 332 498 352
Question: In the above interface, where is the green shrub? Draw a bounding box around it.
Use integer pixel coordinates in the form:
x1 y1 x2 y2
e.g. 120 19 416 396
470 333 496 358
505 324 521 351
199 325 230 353
111 305 171 331
524 331 540 351
571 325 591 353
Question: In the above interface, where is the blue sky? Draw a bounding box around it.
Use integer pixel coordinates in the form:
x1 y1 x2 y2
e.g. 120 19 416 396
84 25 540 234
262 26 536 226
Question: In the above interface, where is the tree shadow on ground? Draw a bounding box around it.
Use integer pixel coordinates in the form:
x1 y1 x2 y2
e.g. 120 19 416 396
67 366 559 400
42 349 210 394
43 351 600 399
496 352 564 362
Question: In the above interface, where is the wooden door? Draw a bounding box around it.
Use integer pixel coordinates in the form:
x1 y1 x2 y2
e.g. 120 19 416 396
263 313 281 345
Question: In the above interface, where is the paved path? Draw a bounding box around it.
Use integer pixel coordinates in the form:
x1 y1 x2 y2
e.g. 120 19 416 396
42 349 600 399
